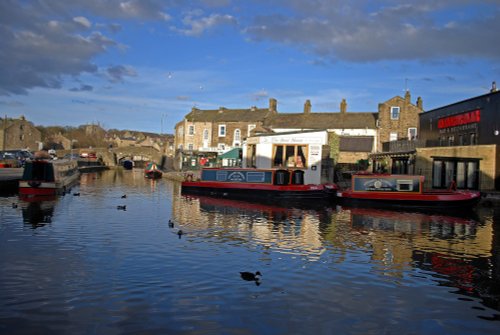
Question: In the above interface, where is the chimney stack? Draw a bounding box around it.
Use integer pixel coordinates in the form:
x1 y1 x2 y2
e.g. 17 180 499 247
269 98 277 113
491 81 497 93
405 90 411 103
340 98 347 114
416 97 423 110
304 100 311 114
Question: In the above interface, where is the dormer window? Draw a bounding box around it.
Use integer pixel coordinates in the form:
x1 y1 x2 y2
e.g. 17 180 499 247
390 106 400 120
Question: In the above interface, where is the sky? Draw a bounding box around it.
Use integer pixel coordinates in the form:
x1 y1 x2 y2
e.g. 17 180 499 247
1 0 499 134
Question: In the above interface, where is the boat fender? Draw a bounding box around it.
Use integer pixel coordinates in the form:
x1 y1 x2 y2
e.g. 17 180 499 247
28 181 41 188
185 173 193 182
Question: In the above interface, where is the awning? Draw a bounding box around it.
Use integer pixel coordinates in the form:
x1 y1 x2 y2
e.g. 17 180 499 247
218 148 241 159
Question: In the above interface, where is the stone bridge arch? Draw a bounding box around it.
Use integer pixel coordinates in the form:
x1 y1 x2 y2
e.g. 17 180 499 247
112 147 163 167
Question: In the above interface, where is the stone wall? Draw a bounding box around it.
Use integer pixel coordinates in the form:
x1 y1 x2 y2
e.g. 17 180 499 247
415 145 498 191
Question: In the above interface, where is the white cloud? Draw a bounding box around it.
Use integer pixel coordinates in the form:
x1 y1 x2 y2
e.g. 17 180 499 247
73 16 92 28
244 0 500 62
175 13 237 36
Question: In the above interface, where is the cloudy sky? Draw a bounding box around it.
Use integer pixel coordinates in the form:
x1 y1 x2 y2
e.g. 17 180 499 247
1 0 499 133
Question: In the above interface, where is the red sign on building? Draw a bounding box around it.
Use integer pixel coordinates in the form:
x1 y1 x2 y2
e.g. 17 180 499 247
438 109 481 129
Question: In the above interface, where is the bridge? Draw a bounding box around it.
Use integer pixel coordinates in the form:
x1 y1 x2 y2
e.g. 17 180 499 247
57 146 167 168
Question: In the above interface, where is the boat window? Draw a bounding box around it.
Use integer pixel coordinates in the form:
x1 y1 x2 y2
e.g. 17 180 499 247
396 180 413 191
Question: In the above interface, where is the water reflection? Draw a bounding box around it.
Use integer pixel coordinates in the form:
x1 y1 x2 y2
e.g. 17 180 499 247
175 194 500 320
19 195 57 228
1 170 499 334
178 194 334 260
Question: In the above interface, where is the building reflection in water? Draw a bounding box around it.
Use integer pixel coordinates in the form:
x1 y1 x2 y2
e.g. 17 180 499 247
174 192 334 261
172 190 500 316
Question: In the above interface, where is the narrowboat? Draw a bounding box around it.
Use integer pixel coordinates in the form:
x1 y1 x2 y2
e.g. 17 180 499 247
123 159 134 170
19 159 79 196
181 168 337 201
144 162 163 179
336 173 481 209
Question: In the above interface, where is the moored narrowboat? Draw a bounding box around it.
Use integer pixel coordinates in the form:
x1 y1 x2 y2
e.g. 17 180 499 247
336 173 481 209
144 162 163 179
19 159 79 196
181 168 337 201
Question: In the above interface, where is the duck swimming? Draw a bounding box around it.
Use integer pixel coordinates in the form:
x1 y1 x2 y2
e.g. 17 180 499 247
240 271 262 281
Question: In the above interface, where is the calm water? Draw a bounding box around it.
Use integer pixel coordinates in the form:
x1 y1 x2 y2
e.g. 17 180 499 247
1 169 499 335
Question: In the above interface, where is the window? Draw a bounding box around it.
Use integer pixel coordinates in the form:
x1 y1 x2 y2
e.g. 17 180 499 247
203 129 209 141
389 132 398 141
248 124 256 136
188 125 194 136
188 143 194 150
390 106 400 120
218 125 226 137
470 133 477 145
178 126 184 137
432 158 479 189
247 144 256 168
408 127 417 140
448 136 454 146
272 145 307 168
234 129 241 146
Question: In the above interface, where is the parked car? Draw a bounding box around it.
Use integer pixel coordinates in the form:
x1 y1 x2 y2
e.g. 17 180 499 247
63 153 80 160
0 150 34 166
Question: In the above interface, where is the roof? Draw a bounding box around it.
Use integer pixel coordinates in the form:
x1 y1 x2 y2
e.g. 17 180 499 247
339 136 374 152
265 112 378 129
218 147 241 159
185 107 273 123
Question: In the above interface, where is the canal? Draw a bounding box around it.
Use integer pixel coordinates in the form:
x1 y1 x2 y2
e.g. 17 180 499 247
0 169 499 334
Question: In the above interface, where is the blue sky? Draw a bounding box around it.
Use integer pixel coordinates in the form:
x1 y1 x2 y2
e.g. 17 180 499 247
1 0 499 133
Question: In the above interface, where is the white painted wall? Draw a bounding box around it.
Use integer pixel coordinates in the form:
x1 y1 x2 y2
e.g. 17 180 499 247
245 131 328 184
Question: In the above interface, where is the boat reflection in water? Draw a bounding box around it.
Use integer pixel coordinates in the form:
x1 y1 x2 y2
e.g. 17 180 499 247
179 194 334 261
18 195 57 228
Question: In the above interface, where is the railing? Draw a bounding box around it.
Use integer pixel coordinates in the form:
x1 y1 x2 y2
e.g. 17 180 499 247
381 138 424 153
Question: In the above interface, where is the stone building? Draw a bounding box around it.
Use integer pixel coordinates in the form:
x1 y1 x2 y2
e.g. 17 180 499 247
174 101 276 169
263 92 422 170
173 92 422 171
0 116 42 151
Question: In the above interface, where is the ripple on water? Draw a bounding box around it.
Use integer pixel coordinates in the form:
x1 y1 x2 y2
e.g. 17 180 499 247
0 171 499 334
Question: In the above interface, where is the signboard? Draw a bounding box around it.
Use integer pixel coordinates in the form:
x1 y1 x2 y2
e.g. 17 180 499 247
202 169 272 183
353 176 421 193
438 109 480 129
